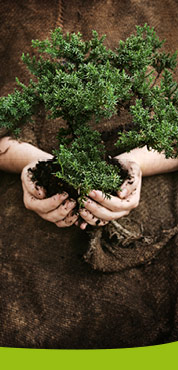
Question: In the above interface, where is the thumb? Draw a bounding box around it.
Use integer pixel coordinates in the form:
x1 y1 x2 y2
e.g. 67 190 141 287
117 162 141 199
33 185 46 199
117 186 128 199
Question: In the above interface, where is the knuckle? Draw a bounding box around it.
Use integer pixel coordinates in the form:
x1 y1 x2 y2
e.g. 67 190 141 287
23 195 31 210
65 223 72 228
65 214 74 224
112 205 119 212
132 201 139 209
46 215 57 223
95 193 103 203
126 180 135 189
56 221 63 227
24 201 30 210
51 196 60 208
80 209 90 217
65 219 74 226
131 161 139 170
58 207 68 219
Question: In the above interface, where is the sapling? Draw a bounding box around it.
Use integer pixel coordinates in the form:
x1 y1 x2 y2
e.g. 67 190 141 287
0 24 178 221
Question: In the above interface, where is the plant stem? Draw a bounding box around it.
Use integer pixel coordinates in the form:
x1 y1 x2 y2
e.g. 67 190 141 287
150 72 161 89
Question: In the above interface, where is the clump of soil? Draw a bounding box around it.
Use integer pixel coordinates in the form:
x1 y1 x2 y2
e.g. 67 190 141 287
28 158 79 199
28 153 129 202
28 129 129 215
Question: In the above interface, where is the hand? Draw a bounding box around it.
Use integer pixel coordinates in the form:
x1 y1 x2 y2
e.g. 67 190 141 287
21 161 79 227
78 158 142 229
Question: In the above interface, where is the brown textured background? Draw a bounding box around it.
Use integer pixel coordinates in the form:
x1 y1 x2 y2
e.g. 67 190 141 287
0 0 178 348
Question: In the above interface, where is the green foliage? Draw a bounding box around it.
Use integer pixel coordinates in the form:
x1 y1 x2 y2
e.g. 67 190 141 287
0 24 178 197
115 24 164 72
21 36 132 127
116 99 178 157
53 126 122 204
0 82 37 132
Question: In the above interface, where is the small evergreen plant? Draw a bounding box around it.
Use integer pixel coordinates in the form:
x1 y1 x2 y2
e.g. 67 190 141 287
0 24 178 202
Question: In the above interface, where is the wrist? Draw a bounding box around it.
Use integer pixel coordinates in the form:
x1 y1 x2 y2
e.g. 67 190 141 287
0 137 53 173
17 143 53 171
115 146 178 177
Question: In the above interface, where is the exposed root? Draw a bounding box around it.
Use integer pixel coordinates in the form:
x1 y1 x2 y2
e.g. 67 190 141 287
110 219 143 246
84 222 178 272
85 228 103 259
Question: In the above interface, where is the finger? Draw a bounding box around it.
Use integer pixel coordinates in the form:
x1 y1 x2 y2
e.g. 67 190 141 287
80 222 88 230
85 194 135 214
23 191 68 214
121 182 141 210
39 199 77 223
88 190 124 212
80 210 108 229
23 181 46 199
80 208 98 225
75 220 88 230
56 210 79 228
118 163 141 199
21 168 46 199
80 208 111 224
118 178 139 199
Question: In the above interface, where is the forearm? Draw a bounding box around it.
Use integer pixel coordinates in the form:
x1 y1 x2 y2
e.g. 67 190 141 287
0 137 53 173
115 146 178 176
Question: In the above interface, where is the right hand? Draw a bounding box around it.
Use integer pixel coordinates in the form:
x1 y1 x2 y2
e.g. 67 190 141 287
21 160 79 227
78 157 142 229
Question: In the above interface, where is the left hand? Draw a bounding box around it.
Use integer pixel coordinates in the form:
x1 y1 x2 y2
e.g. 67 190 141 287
21 160 79 227
78 158 142 229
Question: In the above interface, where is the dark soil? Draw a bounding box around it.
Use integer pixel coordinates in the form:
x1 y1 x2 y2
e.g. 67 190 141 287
28 158 79 199
28 149 129 202
28 147 129 230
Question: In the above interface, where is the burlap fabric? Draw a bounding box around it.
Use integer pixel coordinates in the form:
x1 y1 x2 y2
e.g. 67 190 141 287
0 0 178 348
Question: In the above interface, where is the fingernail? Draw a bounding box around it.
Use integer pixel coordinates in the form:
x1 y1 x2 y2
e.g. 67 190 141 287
61 192 68 199
89 191 96 198
86 198 92 204
81 209 88 215
81 223 87 230
69 201 76 208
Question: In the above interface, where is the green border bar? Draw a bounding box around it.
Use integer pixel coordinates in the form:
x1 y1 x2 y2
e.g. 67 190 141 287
1 342 178 370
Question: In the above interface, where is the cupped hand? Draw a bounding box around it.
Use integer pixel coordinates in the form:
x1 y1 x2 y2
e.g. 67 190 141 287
78 158 142 229
21 161 79 227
